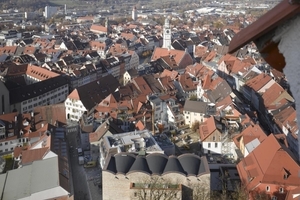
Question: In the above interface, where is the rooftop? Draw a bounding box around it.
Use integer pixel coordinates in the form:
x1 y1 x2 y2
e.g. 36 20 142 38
103 153 210 177
103 129 163 154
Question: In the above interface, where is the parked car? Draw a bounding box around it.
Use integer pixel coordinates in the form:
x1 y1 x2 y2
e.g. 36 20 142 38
84 161 96 168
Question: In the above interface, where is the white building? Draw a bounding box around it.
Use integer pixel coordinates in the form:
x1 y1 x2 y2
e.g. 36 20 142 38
9 76 69 113
64 90 87 121
65 74 120 121
163 18 172 49
147 95 168 123
183 100 216 127
44 6 58 19
99 129 164 169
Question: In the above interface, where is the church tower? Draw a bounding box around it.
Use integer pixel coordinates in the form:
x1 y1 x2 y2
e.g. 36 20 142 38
132 6 137 21
163 18 171 49
105 17 110 35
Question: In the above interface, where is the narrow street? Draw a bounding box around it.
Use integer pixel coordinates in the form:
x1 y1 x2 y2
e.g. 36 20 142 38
66 124 91 200
66 123 103 200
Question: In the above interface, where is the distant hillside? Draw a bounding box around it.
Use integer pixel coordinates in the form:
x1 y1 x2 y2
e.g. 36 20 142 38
0 0 61 10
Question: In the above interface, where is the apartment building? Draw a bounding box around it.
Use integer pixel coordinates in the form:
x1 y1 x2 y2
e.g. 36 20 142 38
10 76 69 113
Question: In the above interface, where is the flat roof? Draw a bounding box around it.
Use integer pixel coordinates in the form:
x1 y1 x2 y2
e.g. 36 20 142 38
0 174 6 197
3 156 61 200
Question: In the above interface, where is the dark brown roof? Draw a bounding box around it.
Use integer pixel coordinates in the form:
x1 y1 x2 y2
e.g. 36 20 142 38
75 74 120 110
228 0 300 53
9 76 68 104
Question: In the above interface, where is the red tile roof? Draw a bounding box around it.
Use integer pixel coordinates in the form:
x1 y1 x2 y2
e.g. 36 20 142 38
90 24 107 33
233 124 267 150
151 47 192 67
21 147 49 165
135 120 145 130
199 116 217 141
262 83 293 108
26 64 60 81
237 134 300 195
246 73 272 92
68 89 80 100
160 69 179 81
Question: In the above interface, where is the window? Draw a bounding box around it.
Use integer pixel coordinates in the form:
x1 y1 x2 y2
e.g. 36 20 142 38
266 186 270 192
215 143 218 148
213 136 216 141
4 142 7 145
208 143 211 148
279 188 284 193
134 192 137 197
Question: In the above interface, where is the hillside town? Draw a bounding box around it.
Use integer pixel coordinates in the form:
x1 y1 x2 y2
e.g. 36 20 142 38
0 0 299 200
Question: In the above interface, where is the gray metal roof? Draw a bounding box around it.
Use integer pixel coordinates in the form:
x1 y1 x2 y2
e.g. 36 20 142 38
103 153 210 177
105 155 117 174
163 156 185 175
146 153 168 175
115 153 136 174
0 174 6 198
184 100 208 113
3 156 61 200
129 156 151 174
178 154 201 176
198 157 209 176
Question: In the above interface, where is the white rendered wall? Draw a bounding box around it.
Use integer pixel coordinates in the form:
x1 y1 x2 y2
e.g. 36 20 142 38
275 15 300 162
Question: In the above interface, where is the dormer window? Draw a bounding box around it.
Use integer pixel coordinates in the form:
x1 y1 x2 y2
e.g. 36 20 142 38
279 187 284 193
266 186 270 192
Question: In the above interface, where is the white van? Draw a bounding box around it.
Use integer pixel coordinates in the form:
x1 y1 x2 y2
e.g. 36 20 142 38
77 148 83 156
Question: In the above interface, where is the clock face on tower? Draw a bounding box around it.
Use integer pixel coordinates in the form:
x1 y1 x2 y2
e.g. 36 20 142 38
166 30 170 34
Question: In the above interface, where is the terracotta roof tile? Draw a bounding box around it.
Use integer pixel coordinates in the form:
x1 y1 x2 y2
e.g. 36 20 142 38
135 120 145 130
26 64 60 81
199 116 217 141
160 69 179 81
237 134 300 193
151 47 192 67
246 73 272 92
21 147 49 165
90 24 107 33
262 83 293 108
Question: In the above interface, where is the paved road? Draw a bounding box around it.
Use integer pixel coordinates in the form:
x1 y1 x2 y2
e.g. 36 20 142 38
67 124 91 200
67 124 103 200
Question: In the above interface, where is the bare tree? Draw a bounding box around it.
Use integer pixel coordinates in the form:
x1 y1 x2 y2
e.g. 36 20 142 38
191 120 200 132
187 182 211 200
131 177 181 200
